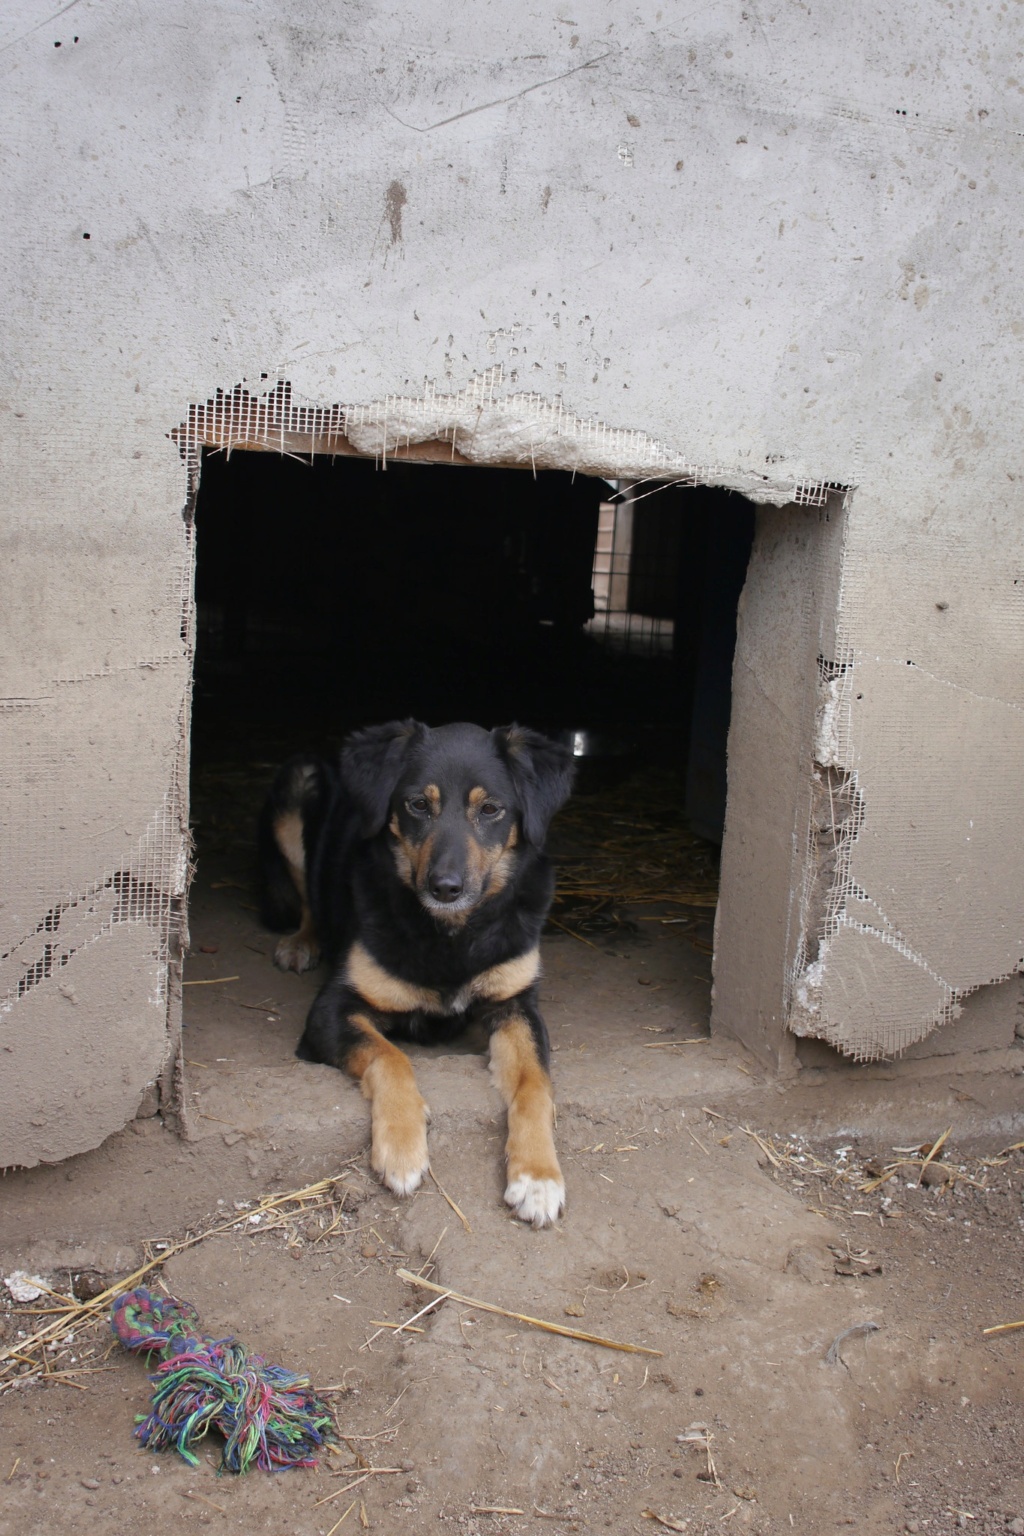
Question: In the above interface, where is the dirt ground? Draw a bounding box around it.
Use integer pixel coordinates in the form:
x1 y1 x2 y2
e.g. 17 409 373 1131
3 821 1024 1536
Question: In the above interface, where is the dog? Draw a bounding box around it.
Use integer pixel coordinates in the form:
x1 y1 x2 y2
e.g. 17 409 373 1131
258 720 575 1227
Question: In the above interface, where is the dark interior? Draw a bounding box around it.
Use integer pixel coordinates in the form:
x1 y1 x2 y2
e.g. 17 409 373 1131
190 450 755 841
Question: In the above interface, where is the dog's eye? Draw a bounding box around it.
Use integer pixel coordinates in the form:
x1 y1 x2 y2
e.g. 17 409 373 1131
407 796 430 816
480 800 502 818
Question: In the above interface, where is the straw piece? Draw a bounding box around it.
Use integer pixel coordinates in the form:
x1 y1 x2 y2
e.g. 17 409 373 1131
181 975 240 986
642 1038 708 1048
546 915 601 949
0 1173 355 1378
361 1293 447 1351
982 1320 1024 1337
395 1270 662 1356
313 1469 401 1507
739 1126 784 1169
429 1168 472 1233
643 1511 691 1532
916 1126 952 1186
325 1499 359 1535
181 1491 227 1514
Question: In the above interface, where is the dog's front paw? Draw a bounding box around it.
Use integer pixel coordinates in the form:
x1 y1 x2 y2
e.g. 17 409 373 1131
273 933 320 973
504 1173 565 1228
371 1101 430 1196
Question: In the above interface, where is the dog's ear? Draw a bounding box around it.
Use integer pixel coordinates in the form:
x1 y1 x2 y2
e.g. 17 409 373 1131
341 720 427 836
491 725 575 847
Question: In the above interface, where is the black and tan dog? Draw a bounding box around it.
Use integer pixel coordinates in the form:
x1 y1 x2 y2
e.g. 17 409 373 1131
258 720 575 1227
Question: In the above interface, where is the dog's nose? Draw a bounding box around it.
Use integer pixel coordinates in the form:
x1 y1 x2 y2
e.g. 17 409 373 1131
429 873 464 903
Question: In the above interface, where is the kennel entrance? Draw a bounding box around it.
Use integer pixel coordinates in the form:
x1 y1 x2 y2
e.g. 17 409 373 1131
177 384 848 1080
186 456 755 1063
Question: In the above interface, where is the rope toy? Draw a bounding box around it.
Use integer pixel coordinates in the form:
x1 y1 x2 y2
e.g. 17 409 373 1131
110 1288 337 1472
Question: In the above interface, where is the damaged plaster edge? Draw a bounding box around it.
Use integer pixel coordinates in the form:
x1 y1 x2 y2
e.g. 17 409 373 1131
1 655 188 713
788 919 955 1060
786 753 864 1010
48 653 187 689
788 919 1024 1062
0 791 189 1018
177 369 846 509
813 673 855 769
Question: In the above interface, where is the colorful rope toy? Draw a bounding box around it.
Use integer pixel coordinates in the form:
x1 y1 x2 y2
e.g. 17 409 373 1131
110 1288 337 1472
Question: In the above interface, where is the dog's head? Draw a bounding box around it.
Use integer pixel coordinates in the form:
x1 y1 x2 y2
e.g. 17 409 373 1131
341 720 574 920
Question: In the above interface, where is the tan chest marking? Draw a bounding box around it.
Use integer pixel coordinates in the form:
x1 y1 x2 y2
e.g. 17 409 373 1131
345 942 540 1016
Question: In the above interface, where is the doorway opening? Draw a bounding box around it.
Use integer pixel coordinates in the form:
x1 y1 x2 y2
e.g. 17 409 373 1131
183 440 760 1085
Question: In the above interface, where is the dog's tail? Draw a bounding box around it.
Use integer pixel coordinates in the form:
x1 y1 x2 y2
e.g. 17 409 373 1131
257 754 333 932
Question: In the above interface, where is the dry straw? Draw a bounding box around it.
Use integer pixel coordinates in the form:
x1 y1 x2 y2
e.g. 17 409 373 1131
0 1172 356 1391
395 1269 662 1356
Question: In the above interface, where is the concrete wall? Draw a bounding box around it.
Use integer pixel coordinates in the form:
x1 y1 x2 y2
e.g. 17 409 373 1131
2 0 1022 1160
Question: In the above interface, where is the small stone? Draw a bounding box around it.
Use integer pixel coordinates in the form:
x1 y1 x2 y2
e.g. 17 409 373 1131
80 1478 100 1490
905 1522 920 1533
400 1460 415 1472
1007 1520 1024 1535
361 1244 377 1259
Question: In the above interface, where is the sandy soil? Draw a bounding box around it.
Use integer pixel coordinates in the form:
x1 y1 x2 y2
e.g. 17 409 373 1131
2 852 1024 1536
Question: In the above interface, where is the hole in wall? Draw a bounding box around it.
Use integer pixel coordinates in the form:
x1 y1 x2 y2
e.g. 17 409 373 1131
164 379 856 1079
182 445 758 1068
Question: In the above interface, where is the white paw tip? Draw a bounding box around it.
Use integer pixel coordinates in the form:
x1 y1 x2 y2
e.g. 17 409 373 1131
375 1138 429 1196
383 1164 427 1197
505 1175 565 1228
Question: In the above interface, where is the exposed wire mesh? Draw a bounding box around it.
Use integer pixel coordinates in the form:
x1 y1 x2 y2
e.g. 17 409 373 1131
170 375 846 512
0 788 188 1019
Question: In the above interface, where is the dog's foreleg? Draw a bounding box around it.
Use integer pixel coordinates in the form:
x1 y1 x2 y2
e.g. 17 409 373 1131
489 1015 565 1228
346 1013 430 1196
271 809 320 972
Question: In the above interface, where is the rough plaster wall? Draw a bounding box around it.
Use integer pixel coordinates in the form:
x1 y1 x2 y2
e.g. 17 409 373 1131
711 501 846 1069
2 0 1023 1158
789 507 1024 1057
0 926 169 1166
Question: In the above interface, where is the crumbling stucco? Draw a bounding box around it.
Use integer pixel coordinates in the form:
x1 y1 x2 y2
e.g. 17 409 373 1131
0 924 171 1168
